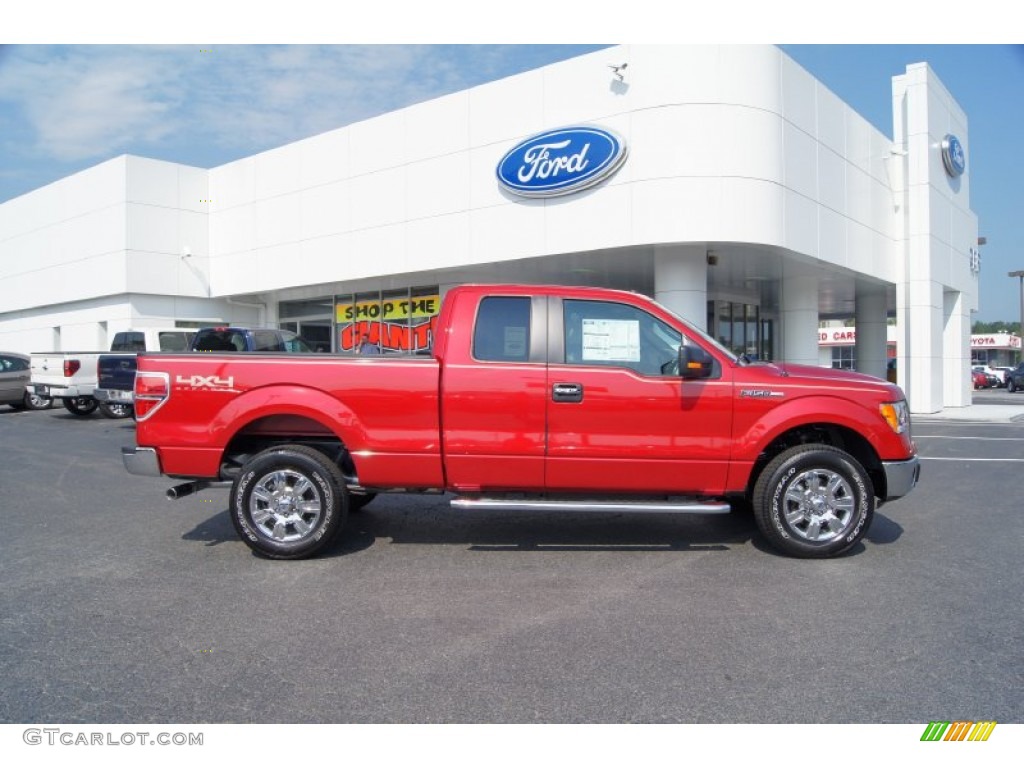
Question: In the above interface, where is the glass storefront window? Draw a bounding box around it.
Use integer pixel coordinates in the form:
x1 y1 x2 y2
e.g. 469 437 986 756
336 286 440 355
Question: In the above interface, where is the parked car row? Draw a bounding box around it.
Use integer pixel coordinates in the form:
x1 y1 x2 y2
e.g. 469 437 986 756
0 352 52 411
8 327 318 417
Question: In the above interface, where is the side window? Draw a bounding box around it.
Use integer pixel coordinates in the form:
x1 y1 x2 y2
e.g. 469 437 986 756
251 331 279 352
473 297 531 363
563 299 682 377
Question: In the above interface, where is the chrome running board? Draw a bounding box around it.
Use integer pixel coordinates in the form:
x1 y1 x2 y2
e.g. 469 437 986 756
450 497 732 515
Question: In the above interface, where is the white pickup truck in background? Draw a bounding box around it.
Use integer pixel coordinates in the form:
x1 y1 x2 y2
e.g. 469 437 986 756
30 328 194 418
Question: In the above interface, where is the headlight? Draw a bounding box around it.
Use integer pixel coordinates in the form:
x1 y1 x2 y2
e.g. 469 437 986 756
880 400 910 434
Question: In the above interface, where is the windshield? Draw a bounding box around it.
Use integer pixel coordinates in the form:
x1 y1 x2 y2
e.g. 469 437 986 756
651 299 741 364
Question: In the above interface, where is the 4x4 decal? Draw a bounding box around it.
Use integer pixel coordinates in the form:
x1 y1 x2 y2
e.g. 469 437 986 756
175 374 235 390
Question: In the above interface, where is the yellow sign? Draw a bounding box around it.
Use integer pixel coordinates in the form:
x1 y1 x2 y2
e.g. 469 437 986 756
336 295 439 324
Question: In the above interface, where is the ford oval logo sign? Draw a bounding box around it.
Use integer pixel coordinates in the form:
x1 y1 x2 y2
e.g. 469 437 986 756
941 134 966 178
496 126 627 198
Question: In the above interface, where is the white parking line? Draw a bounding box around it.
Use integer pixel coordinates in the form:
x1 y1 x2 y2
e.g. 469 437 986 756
915 435 1024 441
919 456 1024 462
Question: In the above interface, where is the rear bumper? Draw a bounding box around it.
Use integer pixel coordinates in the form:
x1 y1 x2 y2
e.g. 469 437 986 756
95 387 134 404
881 456 921 501
34 384 91 399
122 446 163 477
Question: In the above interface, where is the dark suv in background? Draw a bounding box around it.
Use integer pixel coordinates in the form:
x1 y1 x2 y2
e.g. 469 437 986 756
1005 363 1024 393
191 327 316 353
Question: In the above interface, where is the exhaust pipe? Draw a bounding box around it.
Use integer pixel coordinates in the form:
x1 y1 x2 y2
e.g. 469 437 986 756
166 481 207 500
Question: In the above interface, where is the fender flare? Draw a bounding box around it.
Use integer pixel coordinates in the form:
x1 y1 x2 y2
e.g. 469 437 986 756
210 384 367 451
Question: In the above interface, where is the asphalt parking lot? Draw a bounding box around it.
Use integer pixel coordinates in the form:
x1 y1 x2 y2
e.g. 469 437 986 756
1 400 1022 724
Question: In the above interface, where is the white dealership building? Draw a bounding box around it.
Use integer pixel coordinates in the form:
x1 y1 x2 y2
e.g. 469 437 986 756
0 45 979 413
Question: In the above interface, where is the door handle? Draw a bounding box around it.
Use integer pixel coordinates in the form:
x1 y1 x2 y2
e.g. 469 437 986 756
552 382 583 403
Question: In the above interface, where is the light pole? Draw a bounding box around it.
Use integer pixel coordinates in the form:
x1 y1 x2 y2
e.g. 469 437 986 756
1010 270 1024 363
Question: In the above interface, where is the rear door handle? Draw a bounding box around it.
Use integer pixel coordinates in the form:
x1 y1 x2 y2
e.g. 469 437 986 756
552 382 583 403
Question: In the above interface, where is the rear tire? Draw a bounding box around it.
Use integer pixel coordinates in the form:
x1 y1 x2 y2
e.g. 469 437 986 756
24 391 52 410
99 401 133 419
1009 378 1017 393
752 444 874 558
230 444 347 559
63 396 98 416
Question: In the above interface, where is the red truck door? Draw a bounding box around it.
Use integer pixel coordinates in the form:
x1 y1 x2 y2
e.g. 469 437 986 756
545 297 734 495
440 294 549 492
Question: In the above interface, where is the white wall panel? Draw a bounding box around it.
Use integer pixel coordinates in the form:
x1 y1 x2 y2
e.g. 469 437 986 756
406 153 471 221
817 144 846 215
469 201 547 264
299 128 350 190
544 184 632 256
719 46 783 114
300 181 351 242
349 110 407 177
630 178 723 244
406 91 470 163
784 189 818 258
468 68 547 149
255 193 302 249
254 144 301 200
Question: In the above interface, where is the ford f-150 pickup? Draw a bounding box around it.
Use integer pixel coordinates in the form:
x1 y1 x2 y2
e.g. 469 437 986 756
122 284 920 560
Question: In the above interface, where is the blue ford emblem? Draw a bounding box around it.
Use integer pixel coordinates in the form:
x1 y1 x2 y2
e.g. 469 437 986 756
941 134 966 177
496 126 627 198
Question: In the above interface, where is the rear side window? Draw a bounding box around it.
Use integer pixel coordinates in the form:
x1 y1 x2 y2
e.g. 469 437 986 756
111 332 145 352
252 331 282 352
473 297 531 362
158 332 193 352
281 332 313 353
193 330 244 352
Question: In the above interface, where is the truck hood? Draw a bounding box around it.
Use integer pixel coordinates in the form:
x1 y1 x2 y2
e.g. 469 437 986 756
751 361 903 397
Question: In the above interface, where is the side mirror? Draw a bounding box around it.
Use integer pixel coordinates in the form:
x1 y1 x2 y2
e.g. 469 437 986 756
679 344 713 379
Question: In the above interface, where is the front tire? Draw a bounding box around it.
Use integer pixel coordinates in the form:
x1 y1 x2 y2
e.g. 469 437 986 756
99 401 133 419
752 444 874 558
230 444 347 559
1009 378 1017 393
63 396 98 416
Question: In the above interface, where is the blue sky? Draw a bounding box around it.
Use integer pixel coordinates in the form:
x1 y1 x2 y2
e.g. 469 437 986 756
3 5 1020 320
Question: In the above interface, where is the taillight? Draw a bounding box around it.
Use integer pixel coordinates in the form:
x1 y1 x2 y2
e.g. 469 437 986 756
134 372 170 421
64 359 80 377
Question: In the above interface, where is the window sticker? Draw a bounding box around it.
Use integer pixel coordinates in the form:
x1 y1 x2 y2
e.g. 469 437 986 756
504 326 527 358
581 318 640 362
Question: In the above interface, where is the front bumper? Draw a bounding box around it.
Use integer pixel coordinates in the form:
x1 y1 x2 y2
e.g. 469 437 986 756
122 446 163 477
881 456 921 501
95 387 134 404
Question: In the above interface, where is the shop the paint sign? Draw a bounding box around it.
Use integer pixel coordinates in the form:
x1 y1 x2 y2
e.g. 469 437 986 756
496 126 627 198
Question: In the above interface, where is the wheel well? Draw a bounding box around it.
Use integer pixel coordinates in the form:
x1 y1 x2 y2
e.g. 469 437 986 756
748 423 886 500
219 414 356 484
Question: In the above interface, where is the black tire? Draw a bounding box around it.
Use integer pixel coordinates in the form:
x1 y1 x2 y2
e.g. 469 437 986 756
63 396 98 416
751 444 874 558
24 391 52 410
1008 378 1017 393
98 401 134 419
230 444 347 559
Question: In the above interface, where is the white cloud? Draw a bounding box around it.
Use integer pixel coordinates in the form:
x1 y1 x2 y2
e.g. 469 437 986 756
0 43 607 190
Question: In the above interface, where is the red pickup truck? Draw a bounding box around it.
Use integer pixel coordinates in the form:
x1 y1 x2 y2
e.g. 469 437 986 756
123 284 919 560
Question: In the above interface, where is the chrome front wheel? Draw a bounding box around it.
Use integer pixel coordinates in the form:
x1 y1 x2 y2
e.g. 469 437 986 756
752 444 875 558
